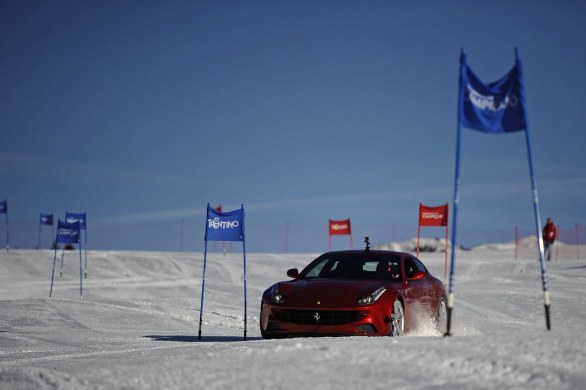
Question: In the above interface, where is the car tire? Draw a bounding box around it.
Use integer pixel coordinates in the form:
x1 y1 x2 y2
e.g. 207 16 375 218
434 296 447 331
389 299 404 337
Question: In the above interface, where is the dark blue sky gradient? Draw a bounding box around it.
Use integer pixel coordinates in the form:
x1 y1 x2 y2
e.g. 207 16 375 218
2 1 585 251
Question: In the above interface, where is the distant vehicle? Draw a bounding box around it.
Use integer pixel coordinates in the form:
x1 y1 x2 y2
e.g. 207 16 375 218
260 245 447 338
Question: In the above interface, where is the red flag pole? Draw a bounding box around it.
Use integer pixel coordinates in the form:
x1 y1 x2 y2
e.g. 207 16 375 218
416 224 421 258
444 205 449 280
416 203 422 258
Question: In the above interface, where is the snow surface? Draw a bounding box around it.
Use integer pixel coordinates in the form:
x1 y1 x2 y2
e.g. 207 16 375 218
1 242 585 389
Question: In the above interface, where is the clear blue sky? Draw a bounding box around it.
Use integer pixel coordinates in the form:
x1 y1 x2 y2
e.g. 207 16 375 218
1 1 585 252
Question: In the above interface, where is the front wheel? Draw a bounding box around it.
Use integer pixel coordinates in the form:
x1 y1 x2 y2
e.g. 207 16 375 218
389 299 404 337
434 296 447 331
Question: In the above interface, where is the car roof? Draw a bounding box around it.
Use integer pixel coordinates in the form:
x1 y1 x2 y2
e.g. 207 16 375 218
320 249 413 258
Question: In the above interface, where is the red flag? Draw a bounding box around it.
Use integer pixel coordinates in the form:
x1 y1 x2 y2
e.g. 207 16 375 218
419 204 448 227
329 219 352 236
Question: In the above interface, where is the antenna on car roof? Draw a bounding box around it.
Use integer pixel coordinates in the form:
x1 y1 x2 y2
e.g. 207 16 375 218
364 236 370 252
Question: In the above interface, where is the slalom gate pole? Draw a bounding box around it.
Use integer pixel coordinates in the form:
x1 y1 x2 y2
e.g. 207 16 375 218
49 247 58 297
38 221 42 249
444 217 449 281
5 209 9 252
60 248 65 278
84 229 88 279
518 48 550 330
79 243 83 299
243 240 248 341
198 240 209 340
416 223 421 258
524 117 550 330
445 51 465 337
446 124 461 337
242 205 248 341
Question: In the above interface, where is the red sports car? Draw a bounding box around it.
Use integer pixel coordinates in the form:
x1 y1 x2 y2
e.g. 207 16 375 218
260 247 447 338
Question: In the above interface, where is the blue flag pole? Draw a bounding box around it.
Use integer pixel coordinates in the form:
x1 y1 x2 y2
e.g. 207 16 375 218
445 49 466 337
241 204 248 341
79 235 83 299
525 125 550 329
50 220 82 298
60 248 65 278
198 239 209 340
516 48 551 330
49 246 58 297
197 203 247 340
84 228 88 279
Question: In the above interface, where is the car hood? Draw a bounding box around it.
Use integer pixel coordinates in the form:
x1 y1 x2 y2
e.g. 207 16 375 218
277 278 389 309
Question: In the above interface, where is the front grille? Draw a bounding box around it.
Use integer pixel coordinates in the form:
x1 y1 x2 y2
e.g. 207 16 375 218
273 309 367 325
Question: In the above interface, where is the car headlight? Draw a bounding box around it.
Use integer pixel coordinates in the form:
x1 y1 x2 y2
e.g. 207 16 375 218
357 287 386 305
268 284 284 304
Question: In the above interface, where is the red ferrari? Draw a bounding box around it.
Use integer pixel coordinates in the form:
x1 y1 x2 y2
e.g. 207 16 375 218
260 247 447 338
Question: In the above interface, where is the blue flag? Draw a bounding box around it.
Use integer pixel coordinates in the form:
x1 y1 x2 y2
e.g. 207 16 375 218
460 51 527 133
205 204 244 242
40 213 54 226
66 212 86 230
56 220 81 244
0 200 6 214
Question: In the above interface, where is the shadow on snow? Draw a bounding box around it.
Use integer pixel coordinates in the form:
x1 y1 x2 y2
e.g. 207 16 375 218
144 335 262 343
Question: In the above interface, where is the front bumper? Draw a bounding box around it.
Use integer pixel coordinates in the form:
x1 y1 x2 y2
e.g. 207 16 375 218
260 303 390 338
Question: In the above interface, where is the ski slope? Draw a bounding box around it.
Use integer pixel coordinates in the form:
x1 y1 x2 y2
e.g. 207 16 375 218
1 243 585 389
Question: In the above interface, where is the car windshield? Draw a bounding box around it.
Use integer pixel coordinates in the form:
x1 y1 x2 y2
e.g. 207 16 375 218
300 254 401 280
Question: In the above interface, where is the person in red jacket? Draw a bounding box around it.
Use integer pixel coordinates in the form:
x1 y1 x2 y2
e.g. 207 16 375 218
542 217 558 261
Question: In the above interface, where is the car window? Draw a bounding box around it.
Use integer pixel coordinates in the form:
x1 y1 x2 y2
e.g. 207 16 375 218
304 258 330 278
301 254 401 280
404 257 417 278
405 257 427 278
413 258 427 273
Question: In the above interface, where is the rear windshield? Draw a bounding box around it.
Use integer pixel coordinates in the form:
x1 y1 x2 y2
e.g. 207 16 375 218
300 254 401 280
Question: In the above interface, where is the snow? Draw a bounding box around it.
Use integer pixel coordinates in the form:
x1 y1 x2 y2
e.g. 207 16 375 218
1 244 585 389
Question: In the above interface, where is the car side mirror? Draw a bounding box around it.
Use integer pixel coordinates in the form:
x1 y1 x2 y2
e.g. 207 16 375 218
408 271 426 281
287 268 299 278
